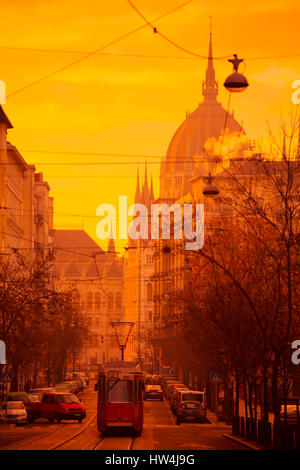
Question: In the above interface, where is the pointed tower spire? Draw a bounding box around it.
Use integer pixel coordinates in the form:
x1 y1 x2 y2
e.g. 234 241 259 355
135 166 141 203
142 161 150 205
108 221 116 254
149 173 154 201
202 17 218 102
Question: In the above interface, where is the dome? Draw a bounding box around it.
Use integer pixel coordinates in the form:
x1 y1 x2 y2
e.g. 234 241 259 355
165 100 243 174
160 32 245 200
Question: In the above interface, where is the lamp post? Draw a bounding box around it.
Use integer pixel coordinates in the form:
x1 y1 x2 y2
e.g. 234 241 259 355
111 321 135 361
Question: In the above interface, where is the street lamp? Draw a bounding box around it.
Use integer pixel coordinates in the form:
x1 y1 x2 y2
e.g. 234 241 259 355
203 173 219 197
224 54 249 93
111 321 135 361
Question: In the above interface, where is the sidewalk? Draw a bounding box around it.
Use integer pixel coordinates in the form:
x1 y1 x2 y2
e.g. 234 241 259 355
206 409 232 428
207 408 262 450
223 433 262 450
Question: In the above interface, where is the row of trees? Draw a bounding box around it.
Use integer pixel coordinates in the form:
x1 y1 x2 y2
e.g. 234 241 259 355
158 125 300 431
0 251 88 392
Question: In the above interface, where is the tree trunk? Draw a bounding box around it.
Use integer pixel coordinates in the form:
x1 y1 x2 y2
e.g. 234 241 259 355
235 377 240 417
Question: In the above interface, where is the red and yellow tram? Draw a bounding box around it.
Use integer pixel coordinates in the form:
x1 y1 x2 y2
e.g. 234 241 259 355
96 361 144 435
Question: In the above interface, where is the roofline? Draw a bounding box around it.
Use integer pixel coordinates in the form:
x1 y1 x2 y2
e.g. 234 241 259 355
0 105 13 129
7 143 30 170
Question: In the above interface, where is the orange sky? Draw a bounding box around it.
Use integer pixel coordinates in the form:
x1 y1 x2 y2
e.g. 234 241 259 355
1 0 300 251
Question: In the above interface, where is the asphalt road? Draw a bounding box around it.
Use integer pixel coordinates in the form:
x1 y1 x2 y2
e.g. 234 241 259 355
0 388 247 451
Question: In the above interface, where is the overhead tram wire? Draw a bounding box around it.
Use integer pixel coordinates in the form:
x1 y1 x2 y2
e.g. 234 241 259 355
6 0 197 99
0 45 299 62
126 0 232 60
0 229 98 259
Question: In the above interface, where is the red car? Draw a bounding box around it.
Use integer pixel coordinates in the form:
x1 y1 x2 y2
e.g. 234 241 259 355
28 392 86 423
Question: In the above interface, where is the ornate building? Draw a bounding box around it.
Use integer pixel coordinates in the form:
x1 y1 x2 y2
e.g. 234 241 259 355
152 33 246 374
54 230 124 370
124 164 156 368
0 105 54 261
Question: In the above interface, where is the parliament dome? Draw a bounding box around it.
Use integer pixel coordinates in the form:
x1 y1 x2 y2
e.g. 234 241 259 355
160 32 245 200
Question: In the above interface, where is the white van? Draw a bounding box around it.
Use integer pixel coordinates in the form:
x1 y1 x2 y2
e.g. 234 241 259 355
174 390 206 418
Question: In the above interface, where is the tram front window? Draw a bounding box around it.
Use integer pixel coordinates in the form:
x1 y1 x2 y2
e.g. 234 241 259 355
107 380 132 403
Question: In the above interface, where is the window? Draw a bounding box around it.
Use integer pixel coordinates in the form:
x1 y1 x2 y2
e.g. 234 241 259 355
148 311 152 321
147 282 153 301
107 380 132 403
137 381 143 402
57 394 80 404
7 402 25 410
182 402 200 409
182 393 203 403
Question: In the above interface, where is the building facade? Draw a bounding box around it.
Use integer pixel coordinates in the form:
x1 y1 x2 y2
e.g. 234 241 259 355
54 230 124 370
124 165 156 369
0 105 54 261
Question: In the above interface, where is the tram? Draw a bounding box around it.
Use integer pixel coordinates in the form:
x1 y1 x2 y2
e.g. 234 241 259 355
96 361 144 435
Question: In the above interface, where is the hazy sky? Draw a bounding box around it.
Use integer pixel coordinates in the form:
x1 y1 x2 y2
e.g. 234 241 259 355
1 0 300 250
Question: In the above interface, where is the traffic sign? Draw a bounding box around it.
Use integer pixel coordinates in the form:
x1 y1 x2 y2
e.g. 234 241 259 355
2 372 12 383
210 372 222 384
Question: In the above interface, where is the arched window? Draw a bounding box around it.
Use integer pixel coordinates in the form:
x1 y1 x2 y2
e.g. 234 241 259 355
87 292 93 311
147 282 152 301
115 292 121 310
95 292 101 312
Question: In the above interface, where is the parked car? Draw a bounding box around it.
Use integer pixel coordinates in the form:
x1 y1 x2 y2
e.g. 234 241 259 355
170 387 189 412
71 372 89 387
28 392 86 423
55 383 73 393
174 390 206 418
144 385 164 401
7 392 29 403
29 387 55 401
0 401 28 425
61 381 79 394
162 378 177 393
280 404 300 424
176 401 206 424
27 394 40 403
166 383 186 401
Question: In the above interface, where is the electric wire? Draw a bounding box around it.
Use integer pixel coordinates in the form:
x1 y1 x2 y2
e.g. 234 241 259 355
0 46 299 61
126 0 232 60
6 0 197 99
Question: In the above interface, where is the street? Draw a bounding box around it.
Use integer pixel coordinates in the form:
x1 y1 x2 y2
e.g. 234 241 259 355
0 384 247 451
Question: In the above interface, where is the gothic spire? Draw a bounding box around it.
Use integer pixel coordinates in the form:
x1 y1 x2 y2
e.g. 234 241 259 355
202 17 218 102
142 161 150 204
108 221 116 254
149 173 154 201
135 166 141 203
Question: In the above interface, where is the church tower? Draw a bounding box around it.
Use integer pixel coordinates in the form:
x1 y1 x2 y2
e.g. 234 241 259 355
135 167 141 204
141 162 150 207
202 20 218 103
